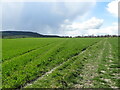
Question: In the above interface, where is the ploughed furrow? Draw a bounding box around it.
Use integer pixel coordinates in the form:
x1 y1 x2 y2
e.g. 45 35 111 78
25 39 104 88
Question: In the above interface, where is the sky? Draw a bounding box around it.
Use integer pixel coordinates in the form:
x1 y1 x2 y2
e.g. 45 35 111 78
1 0 119 36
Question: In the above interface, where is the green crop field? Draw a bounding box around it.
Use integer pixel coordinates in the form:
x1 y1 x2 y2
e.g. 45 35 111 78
2 37 119 88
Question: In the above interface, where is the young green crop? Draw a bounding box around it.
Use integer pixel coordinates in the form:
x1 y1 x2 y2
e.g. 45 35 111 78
25 38 119 88
2 38 101 88
26 38 105 88
2 38 61 62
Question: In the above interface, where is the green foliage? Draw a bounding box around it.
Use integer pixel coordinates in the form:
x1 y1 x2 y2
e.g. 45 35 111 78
2 38 118 88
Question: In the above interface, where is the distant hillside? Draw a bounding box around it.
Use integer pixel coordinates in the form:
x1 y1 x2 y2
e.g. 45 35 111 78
0 31 60 38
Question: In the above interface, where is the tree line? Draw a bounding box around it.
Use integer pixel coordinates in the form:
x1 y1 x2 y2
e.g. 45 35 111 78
60 35 120 38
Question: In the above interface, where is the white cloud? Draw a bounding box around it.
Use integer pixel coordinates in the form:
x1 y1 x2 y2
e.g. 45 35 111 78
59 17 118 36
87 23 118 35
70 17 104 30
107 0 119 17
59 17 103 36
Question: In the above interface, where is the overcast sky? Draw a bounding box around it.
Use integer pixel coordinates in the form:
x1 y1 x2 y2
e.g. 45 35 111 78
1 0 118 36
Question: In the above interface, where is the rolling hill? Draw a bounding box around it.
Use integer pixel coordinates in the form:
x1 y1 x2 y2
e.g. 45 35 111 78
0 31 60 38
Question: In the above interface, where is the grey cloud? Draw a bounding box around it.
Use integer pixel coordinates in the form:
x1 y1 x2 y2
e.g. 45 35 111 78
2 2 96 35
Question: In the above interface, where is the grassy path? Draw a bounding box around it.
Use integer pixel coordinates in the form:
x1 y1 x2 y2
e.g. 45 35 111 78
92 39 119 88
74 40 107 88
